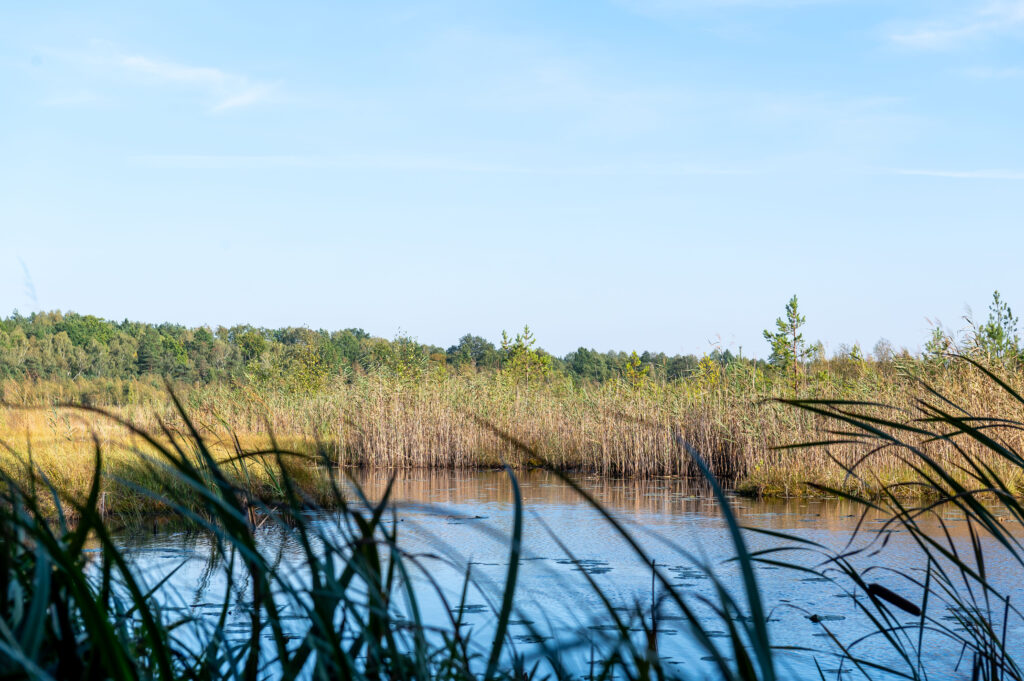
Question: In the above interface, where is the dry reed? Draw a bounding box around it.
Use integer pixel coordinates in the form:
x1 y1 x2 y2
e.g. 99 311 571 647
3 358 1024 513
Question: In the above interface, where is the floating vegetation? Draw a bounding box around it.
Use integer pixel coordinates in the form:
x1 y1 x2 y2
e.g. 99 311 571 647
667 566 710 580
513 635 550 644
555 558 613 575
451 604 488 614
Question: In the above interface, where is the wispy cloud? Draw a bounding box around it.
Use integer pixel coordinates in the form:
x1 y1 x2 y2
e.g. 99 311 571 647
117 54 274 112
41 90 103 108
423 26 914 148
890 1 1024 49
618 0 838 12
131 153 753 176
890 168 1024 180
958 65 1024 78
133 156 1024 183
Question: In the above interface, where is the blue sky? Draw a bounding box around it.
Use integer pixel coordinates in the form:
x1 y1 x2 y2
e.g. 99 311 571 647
2 1 1023 357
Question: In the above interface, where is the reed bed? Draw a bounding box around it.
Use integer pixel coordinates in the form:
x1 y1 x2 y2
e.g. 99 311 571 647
4 363 1024 679
4 358 1024 507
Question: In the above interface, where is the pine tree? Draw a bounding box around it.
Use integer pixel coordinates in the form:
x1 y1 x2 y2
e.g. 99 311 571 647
977 290 1020 365
136 330 162 374
500 325 550 397
763 295 807 390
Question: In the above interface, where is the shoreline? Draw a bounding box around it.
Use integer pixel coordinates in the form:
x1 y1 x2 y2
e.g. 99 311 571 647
4 360 1024 520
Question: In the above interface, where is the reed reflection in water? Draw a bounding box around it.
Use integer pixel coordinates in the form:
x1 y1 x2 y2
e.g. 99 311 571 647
110 469 1024 679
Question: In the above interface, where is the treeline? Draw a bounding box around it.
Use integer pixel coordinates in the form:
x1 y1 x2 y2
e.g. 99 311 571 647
1 289 1017 390
0 311 731 386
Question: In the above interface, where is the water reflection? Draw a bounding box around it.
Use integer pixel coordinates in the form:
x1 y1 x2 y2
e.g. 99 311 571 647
114 469 1024 680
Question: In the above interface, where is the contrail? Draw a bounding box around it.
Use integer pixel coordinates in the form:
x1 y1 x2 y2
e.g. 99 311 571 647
18 258 38 310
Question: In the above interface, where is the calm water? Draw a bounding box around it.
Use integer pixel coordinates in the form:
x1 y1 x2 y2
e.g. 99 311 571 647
114 470 1024 680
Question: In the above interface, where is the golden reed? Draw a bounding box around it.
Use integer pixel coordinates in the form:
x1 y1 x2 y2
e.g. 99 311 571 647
3 357 1024 515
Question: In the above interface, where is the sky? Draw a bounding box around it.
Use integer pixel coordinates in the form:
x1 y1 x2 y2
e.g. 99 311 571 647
1 1 1023 358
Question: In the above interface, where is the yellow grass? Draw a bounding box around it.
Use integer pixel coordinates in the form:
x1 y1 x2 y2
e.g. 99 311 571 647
3 358 1024 516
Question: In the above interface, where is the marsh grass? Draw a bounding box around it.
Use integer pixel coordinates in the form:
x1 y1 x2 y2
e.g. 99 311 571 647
3 359 1024 679
5 357 1024 503
760 355 1024 680
0 390 787 681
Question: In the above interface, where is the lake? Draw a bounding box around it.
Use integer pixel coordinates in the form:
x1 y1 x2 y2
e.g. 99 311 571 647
114 469 1024 680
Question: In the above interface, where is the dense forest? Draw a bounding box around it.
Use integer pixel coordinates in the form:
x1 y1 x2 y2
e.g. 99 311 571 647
0 310 737 386
1 291 1017 391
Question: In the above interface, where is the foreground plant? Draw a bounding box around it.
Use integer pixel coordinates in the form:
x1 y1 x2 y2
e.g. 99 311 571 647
770 356 1024 680
3 361 1024 680
0 394 790 681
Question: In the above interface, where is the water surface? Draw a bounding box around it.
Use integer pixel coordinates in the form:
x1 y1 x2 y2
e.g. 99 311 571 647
116 470 1024 679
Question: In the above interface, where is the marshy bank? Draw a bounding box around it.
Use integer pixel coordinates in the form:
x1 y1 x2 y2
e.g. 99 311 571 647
3 373 1024 680
4 356 1024 515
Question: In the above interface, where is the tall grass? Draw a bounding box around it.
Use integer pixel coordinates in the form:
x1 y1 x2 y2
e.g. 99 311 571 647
763 356 1024 680
2 358 1024 679
0 391 785 681
5 356 1024 502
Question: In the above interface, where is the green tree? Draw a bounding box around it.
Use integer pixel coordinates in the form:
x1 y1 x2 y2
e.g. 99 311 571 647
330 329 368 369
446 334 498 369
368 332 428 380
238 330 267 364
565 347 611 382
709 349 736 366
136 330 162 374
500 325 550 396
923 325 953 367
161 335 189 376
665 354 698 381
622 350 650 391
976 290 1020 365
59 313 115 347
762 295 808 390
286 331 331 393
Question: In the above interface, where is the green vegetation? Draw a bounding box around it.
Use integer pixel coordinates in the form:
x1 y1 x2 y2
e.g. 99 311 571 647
5 293 1018 390
974 290 1021 365
0 311 711 387
3 292 1024 501
3 367 1024 679
762 295 808 391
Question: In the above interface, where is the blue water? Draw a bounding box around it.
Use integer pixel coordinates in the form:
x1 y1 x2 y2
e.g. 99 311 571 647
114 470 1024 680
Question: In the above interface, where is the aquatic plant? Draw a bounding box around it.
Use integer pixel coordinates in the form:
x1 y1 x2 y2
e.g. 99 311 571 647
4 298 1024 498
6 351 1024 504
3 358 1024 679
769 355 1024 680
0 392 783 680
